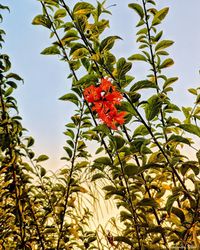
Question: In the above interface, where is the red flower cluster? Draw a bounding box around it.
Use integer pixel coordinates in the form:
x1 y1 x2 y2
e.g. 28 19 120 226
83 78 126 130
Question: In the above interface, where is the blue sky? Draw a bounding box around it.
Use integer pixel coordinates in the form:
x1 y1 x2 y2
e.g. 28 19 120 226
2 0 200 169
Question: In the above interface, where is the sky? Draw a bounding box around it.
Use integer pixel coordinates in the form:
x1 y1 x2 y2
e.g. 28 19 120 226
2 0 200 169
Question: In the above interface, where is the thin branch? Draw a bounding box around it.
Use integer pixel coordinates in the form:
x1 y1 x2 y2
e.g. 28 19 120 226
56 103 85 249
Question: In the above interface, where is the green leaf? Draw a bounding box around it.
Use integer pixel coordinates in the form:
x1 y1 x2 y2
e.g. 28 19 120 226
70 43 86 55
152 7 169 26
138 198 159 208
178 124 200 137
181 161 199 176
54 8 66 19
81 58 90 70
168 135 190 145
100 36 122 51
63 146 73 158
103 185 116 192
163 77 178 89
138 163 164 174
73 2 94 16
36 155 49 162
41 46 60 55
32 15 51 28
42 0 59 6
171 207 185 223
27 137 35 147
6 73 23 81
6 81 17 89
128 92 141 103
130 80 157 92
156 7 169 21
40 167 46 177
2 54 11 71
4 87 13 97
124 163 139 177
128 3 144 19
59 93 79 106
93 124 110 136
145 95 162 121
136 28 147 35
133 125 149 137
120 211 133 221
188 88 197 95
67 139 74 148
95 147 104 154
155 40 174 51
113 135 126 150
114 236 133 246
91 173 105 181
154 30 163 42
196 150 200 165
0 4 10 12
64 129 75 139
116 57 132 79
61 30 79 44
77 140 86 150
94 157 112 166
76 74 98 87
165 192 180 213
119 101 136 115
22 163 34 173
147 0 156 5
159 58 174 69
71 48 88 59
128 53 146 61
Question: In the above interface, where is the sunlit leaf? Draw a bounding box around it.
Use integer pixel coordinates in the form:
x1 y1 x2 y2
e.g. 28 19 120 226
130 80 157 92
159 58 174 69
54 8 67 19
94 157 112 166
145 94 162 121
137 198 159 208
155 40 174 51
59 93 79 106
36 155 49 162
116 57 132 79
152 7 169 26
100 36 122 51
128 53 146 61
128 3 144 19
32 15 51 28
41 46 60 55
179 124 200 137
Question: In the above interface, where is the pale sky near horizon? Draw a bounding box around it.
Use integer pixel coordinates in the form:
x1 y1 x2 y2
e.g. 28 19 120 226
2 0 200 169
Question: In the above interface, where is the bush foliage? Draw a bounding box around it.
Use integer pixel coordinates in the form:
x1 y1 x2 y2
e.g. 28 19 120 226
0 0 199 249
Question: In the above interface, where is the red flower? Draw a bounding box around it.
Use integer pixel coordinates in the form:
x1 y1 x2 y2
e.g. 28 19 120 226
83 78 126 130
83 85 101 103
99 78 123 105
99 109 126 130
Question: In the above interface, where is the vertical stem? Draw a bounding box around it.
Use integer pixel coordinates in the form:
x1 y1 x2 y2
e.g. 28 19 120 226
116 151 142 249
134 156 169 249
122 124 169 248
141 0 168 141
27 198 45 250
141 0 184 208
56 103 85 249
